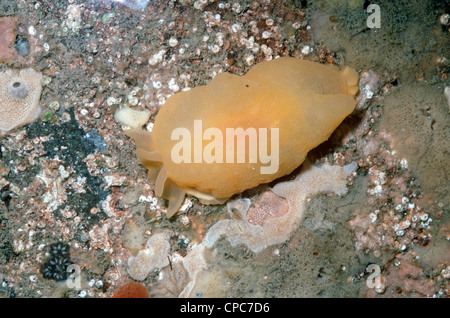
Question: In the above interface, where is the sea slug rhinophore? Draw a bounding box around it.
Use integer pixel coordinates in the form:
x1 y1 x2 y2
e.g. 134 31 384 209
122 57 359 217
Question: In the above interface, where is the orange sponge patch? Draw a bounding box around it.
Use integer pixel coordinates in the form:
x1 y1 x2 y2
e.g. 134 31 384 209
111 282 150 298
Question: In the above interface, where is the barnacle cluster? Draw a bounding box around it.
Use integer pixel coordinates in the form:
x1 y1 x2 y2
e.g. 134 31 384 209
40 242 73 281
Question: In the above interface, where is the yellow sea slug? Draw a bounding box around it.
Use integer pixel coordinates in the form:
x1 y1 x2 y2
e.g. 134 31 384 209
124 57 359 217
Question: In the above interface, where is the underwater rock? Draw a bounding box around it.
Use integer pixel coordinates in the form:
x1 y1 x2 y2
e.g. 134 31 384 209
204 162 358 253
445 86 450 110
121 218 146 255
109 0 149 10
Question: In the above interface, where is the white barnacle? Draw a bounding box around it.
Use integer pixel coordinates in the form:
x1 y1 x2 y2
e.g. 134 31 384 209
8 79 29 99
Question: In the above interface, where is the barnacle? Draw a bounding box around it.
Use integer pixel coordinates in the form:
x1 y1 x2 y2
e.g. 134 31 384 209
8 78 29 99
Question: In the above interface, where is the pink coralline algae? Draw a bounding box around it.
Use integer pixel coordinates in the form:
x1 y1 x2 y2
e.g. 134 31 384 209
0 17 17 63
366 253 441 298
246 191 289 226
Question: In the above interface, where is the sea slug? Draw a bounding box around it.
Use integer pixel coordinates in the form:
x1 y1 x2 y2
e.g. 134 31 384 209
123 57 359 217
